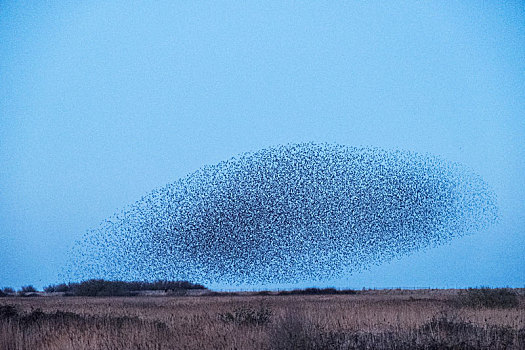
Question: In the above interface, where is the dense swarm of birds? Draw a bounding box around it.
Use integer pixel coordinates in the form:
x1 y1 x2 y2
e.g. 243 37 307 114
69 143 498 284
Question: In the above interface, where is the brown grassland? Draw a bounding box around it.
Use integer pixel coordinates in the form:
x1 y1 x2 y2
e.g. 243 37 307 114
1 288 524 350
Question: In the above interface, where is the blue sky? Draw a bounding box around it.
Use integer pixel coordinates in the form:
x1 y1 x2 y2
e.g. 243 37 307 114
1 1 524 290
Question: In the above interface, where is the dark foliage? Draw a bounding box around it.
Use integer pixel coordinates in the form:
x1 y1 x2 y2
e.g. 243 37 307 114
43 283 69 293
69 280 130 297
218 306 272 326
203 291 239 297
0 305 18 319
456 288 520 309
255 291 272 296
19 285 37 293
44 279 205 296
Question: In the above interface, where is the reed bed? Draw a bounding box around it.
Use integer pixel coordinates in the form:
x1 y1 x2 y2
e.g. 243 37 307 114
1 289 523 349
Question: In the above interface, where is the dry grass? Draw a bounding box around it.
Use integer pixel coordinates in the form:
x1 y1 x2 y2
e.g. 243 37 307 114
1 289 523 349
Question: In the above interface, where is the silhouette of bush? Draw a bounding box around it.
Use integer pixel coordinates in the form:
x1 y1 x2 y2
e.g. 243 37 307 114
43 279 205 296
20 285 37 293
204 291 238 297
456 288 520 308
18 286 39 296
1 287 14 294
255 290 272 296
44 283 69 293
68 280 129 297
127 280 205 291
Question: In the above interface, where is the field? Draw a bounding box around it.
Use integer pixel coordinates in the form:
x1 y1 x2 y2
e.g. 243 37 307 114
1 288 524 350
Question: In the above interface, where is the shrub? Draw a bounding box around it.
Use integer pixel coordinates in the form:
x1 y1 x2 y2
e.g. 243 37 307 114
148 280 205 290
43 280 206 296
1 287 15 294
0 305 18 319
456 288 520 308
256 290 272 296
20 285 37 293
44 283 70 293
218 306 272 326
71 280 129 297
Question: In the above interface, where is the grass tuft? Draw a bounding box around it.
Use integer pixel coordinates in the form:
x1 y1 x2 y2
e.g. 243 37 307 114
218 305 272 326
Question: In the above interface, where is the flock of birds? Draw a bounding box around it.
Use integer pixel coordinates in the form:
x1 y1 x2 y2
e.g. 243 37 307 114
69 143 498 285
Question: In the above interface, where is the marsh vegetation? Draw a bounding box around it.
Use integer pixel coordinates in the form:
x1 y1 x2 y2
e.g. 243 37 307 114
0 287 523 349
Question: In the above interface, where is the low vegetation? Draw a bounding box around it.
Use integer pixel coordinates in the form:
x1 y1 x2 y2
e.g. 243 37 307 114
218 305 272 326
0 304 169 350
43 279 205 296
19 286 37 293
456 287 520 309
0 288 522 349
269 312 524 350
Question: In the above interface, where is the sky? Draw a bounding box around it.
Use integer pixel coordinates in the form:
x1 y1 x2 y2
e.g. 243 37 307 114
1 1 524 290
